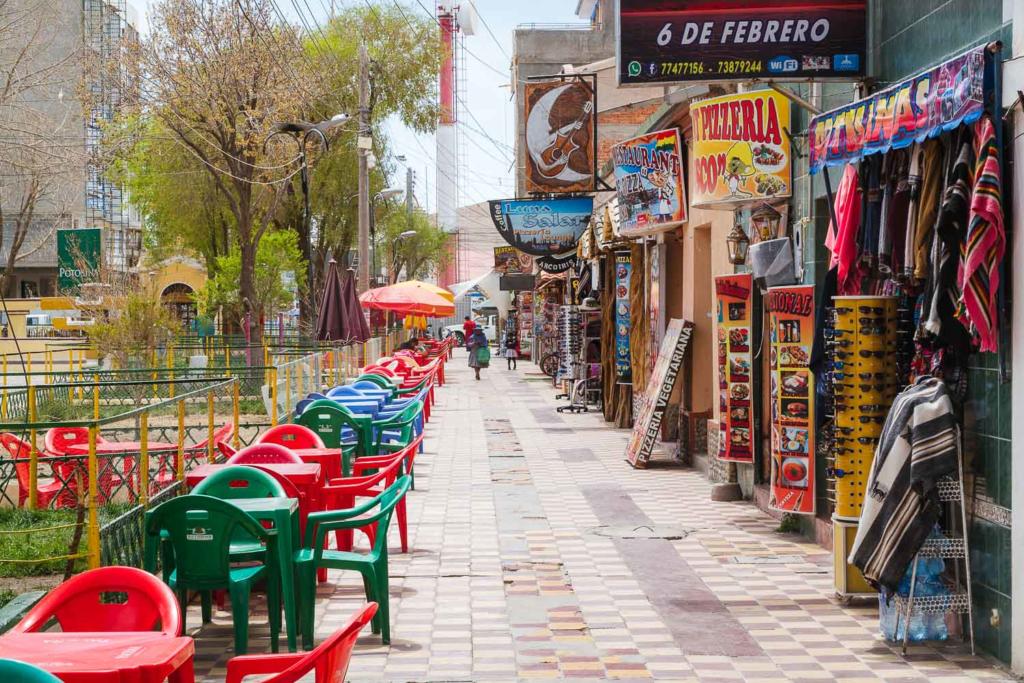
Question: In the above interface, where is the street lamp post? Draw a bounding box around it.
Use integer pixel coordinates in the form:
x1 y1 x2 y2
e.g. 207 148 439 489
371 187 404 287
264 114 348 320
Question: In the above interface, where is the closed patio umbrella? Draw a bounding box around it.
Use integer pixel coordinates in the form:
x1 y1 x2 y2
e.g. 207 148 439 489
341 268 371 342
315 259 348 342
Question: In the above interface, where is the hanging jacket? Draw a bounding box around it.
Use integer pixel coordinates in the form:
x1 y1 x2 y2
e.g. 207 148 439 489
913 139 944 281
824 164 862 294
849 377 959 593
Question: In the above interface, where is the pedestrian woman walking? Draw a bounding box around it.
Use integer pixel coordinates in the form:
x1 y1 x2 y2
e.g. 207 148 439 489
467 327 490 380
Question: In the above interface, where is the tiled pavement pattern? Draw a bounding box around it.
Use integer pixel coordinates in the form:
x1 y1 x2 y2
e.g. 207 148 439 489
189 353 1014 681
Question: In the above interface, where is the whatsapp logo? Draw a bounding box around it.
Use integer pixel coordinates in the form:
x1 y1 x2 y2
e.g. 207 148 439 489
627 61 642 77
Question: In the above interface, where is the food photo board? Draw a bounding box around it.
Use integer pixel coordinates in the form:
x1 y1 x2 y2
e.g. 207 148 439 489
715 273 754 463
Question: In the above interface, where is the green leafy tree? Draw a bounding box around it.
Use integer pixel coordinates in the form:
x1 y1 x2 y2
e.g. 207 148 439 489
195 230 305 329
378 208 449 284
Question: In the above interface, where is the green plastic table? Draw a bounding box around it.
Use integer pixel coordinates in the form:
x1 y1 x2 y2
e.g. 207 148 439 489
230 497 301 652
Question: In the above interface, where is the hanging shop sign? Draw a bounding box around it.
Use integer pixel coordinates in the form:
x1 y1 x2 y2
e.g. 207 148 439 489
536 253 577 274
808 45 985 174
57 228 102 294
626 319 695 468
493 246 533 274
690 91 792 208
715 273 754 463
767 284 816 515
489 197 593 257
614 251 632 381
612 128 687 237
524 78 597 194
617 0 866 85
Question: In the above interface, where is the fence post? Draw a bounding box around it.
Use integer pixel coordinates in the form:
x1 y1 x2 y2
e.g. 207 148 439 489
93 373 100 419
284 365 292 421
177 400 186 481
207 390 215 463
86 424 100 569
232 379 240 450
270 367 279 427
27 387 37 510
139 411 149 507
2 354 7 386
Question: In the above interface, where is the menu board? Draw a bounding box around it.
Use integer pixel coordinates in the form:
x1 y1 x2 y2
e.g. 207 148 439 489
715 273 754 463
767 285 816 515
626 319 694 468
518 291 534 359
614 251 632 381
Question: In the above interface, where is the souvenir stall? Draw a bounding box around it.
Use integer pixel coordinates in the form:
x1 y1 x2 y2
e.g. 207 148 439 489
808 44 1007 651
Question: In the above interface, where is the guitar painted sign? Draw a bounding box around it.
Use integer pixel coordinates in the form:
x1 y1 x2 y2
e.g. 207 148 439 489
524 78 597 194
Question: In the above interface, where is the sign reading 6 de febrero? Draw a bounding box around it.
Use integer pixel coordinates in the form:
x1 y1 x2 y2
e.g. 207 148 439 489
616 0 866 86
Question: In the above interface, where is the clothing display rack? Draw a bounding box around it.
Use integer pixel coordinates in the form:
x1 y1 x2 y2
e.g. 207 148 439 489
895 432 975 655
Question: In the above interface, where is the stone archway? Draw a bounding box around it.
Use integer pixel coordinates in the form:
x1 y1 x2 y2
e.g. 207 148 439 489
161 282 197 329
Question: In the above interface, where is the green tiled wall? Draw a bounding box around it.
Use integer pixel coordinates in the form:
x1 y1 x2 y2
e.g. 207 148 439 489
870 0 1013 663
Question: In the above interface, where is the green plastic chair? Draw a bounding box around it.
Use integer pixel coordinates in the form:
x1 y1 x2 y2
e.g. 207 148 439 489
294 475 411 648
0 660 61 682
144 494 282 655
192 465 285 561
296 401 372 473
371 400 422 453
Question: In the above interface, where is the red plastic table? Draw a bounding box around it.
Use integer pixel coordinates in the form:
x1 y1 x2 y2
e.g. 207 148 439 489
0 632 195 682
184 462 321 488
65 442 179 455
290 447 344 481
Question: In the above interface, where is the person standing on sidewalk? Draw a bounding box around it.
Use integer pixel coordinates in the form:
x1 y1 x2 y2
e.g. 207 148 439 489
503 332 519 370
467 327 489 380
461 316 476 350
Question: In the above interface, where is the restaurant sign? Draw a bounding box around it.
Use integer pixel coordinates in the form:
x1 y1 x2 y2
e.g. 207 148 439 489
489 197 593 257
690 91 792 208
617 0 866 85
493 245 533 274
809 45 985 174
611 128 687 237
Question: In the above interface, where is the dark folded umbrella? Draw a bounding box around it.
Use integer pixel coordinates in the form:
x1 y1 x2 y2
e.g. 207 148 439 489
341 268 371 343
315 259 349 342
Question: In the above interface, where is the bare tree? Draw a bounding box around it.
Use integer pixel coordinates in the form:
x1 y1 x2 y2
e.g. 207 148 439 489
118 0 319 342
0 0 83 296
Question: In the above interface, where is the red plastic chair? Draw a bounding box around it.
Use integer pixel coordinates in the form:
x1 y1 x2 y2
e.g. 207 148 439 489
218 441 238 459
350 434 424 553
0 433 70 508
225 603 377 683
11 566 182 635
257 424 326 450
227 443 304 465
43 427 120 503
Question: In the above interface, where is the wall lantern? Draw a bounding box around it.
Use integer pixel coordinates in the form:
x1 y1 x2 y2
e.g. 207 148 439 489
726 222 750 265
750 202 783 242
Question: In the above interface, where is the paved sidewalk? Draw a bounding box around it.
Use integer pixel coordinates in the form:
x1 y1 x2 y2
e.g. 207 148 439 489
191 352 1013 681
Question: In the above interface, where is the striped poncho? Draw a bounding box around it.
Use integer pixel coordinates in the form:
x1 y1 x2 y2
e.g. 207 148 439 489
956 116 1005 352
849 377 959 593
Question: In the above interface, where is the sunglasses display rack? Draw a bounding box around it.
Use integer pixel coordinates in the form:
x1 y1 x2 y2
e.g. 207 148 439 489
556 305 583 391
828 295 899 599
828 295 899 521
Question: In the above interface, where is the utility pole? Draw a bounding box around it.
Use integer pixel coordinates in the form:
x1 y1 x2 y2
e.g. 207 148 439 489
405 167 414 222
357 42 371 292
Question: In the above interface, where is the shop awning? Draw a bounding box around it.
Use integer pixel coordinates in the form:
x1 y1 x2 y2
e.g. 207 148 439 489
809 45 990 174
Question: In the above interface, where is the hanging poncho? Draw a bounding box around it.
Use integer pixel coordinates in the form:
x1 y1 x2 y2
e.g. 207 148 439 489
956 116 1005 352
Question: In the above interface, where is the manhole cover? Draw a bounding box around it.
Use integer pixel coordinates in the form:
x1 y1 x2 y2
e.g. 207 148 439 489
589 525 695 540
730 554 808 564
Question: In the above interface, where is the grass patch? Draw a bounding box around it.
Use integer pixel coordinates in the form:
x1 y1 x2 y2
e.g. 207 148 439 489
0 503 134 578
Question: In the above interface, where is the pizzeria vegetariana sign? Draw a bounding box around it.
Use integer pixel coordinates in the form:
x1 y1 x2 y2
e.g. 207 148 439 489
808 45 986 174
690 90 792 208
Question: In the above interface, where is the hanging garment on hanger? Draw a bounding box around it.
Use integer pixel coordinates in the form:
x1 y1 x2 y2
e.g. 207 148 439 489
902 144 923 279
924 128 973 345
825 163 863 295
863 155 883 266
876 153 894 274
957 116 1006 353
913 139 944 281
888 150 913 276
849 377 959 593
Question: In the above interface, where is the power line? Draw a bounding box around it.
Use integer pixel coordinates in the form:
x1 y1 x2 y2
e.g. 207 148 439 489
468 1 510 61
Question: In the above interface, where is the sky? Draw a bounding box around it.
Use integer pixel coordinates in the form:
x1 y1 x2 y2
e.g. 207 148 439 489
135 0 587 212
